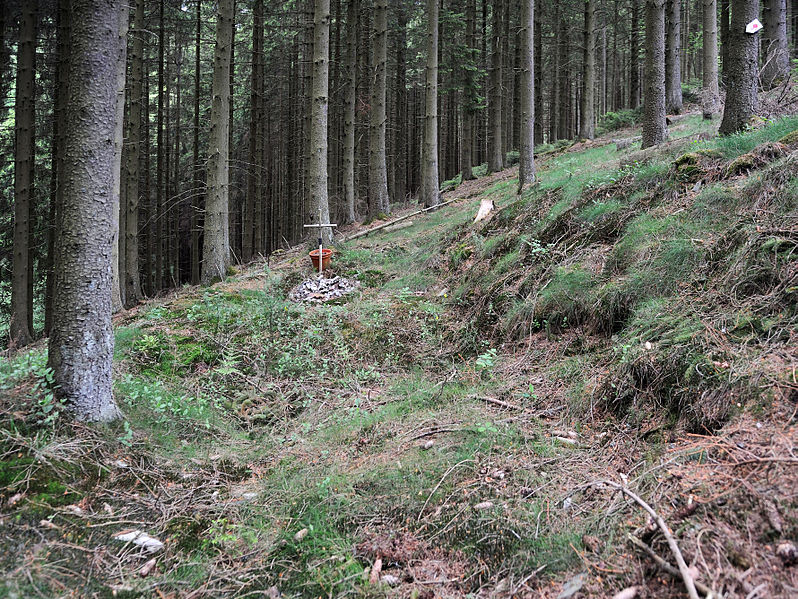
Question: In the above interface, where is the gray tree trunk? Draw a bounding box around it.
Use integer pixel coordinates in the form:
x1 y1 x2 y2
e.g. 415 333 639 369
761 0 789 89
580 0 596 139
201 0 233 284
342 0 358 223
49 0 123 422
702 0 721 118
11 1 36 346
631 0 641 108
665 0 683 113
124 0 144 305
243 0 263 262
719 0 760 134
111 4 128 314
310 0 333 243
642 0 667 148
487 0 503 173
191 0 202 284
421 0 440 208
368 0 389 217
461 0 477 182
518 0 535 193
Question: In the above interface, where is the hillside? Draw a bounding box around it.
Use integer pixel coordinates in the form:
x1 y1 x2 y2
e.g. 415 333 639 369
1 112 797 598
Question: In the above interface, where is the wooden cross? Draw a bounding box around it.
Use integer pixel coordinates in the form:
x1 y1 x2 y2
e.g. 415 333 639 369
303 206 337 277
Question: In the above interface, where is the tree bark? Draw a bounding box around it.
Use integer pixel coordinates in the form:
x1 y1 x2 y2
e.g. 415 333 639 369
422 0 440 208
11 1 36 346
342 0 358 223
49 0 123 422
761 0 789 89
124 0 144 306
368 0 389 217
487 0 503 172
719 0 760 134
191 0 202 284
111 3 128 313
518 0 535 194
631 0 641 108
461 0 477 182
702 0 720 118
580 0 596 139
201 0 233 283
243 0 263 262
642 0 667 148
310 0 333 243
534 0 543 145
394 0 408 201
665 0 683 113
720 0 730 83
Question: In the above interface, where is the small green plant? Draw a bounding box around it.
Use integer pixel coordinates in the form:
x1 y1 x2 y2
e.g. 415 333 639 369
475 348 498 372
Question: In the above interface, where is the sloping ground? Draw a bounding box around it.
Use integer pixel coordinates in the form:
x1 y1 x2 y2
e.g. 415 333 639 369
0 113 796 599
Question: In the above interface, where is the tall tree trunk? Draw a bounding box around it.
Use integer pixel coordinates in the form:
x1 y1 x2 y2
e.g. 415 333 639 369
720 0 730 83
557 28 569 140
243 0 263 262
761 0 789 89
702 0 721 118
310 0 333 243
11 1 36 346
518 0 535 194
422 0 440 207
719 0 760 134
124 0 144 306
369 0 389 217
461 0 477 181
630 0 641 108
665 0 683 113
46 0 71 334
49 0 123 422
394 0 407 201
111 4 128 313
642 0 667 148
534 0 543 145
580 0 596 139
342 0 358 223
155 0 165 290
487 0 503 172
192 0 202 284
201 0 233 283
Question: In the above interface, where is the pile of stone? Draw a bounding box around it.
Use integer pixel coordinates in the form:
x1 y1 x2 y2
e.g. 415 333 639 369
289 275 360 303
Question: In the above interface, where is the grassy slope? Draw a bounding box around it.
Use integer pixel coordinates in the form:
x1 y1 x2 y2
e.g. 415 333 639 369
1 113 797 599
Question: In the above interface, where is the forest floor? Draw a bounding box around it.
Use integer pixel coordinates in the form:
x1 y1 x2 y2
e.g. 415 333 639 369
1 108 797 599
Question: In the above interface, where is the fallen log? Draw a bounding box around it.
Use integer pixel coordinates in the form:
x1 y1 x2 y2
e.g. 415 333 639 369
343 196 461 242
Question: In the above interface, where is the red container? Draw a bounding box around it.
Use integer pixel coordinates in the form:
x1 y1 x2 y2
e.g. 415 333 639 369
309 248 333 270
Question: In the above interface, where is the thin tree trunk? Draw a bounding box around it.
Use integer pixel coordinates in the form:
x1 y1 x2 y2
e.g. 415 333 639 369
192 0 202 284
369 0 389 217
631 0 641 108
111 4 128 313
342 0 358 223
461 0 477 181
11 1 36 346
488 0 503 172
310 0 333 243
720 0 730 84
394 0 407 201
534 0 543 145
422 0 440 207
517 0 535 194
580 0 597 139
201 0 233 283
665 0 683 113
49 0 123 422
243 0 263 262
719 0 760 134
124 0 144 306
642 0 667 148
702 0 720 118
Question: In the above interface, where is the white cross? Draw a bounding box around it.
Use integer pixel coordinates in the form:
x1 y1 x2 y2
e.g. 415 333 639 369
303 206 337 277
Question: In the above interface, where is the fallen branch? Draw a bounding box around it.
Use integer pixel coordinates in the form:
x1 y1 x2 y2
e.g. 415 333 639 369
469 395 524 411
598 480 701 599
344 197 462 241
627 535 714 597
